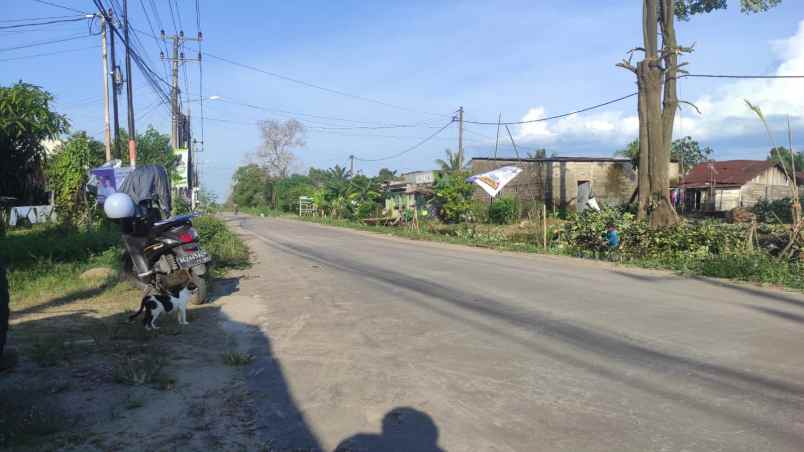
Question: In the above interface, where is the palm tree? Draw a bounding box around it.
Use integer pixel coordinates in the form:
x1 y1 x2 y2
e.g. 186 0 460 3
435 148 464 172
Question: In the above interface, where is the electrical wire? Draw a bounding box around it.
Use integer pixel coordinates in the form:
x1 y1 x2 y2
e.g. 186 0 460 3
353 120 455 162
0 16 92 30
0 44 97 61
203 52 451 119
31 0 90 15
1 14 82 23
0 33 91 52
463 93 638 125
209 97 440 129
682 73 804 79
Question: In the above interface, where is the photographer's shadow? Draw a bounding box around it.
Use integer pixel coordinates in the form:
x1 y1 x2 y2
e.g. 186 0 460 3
335 407 444 452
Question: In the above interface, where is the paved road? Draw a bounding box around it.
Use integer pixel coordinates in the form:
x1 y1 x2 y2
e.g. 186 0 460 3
226 215 804 451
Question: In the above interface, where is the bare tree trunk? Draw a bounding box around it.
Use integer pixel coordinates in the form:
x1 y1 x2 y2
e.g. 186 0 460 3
654 0 680 227
637 81 649 220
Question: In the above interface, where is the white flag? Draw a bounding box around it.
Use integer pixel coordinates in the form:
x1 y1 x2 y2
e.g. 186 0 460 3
466 166 523 198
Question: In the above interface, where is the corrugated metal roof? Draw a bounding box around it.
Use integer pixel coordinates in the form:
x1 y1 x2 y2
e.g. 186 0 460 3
679 160 776 188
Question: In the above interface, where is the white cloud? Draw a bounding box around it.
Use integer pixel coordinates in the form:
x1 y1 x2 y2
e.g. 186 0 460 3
517 20 804 149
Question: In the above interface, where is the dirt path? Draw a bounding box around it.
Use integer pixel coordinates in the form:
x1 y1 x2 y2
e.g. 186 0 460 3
1 268 272 450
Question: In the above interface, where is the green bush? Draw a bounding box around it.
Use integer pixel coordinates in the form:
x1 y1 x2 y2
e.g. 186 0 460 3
433 171 474 223
752 197 804 224
488 197 521 224
561 208 746 258
194 216 249 271
467 200 490 224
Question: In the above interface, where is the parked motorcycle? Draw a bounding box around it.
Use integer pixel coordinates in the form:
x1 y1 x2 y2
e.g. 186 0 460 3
102 165 210 304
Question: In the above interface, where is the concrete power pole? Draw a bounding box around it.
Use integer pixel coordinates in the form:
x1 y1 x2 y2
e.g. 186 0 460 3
349 155 355 177
100 16 112 162
108 8 121 158
458 106 464 162
123 0 137 167
161 31 202 206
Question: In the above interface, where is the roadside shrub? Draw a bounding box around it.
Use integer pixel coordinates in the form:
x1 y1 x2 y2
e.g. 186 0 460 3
433 171 474 223
467 200 489 223
561 208 747 258
194 216 249 271
752 197 803 224
488 197 521 224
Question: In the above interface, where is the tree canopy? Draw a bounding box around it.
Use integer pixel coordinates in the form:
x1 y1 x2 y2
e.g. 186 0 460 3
616 137 713 171
674 0 782 20
0 82 69 204
768 146 804 177
435 148 464 172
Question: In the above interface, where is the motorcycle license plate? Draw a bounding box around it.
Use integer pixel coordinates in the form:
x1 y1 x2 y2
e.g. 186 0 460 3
177 250 211 269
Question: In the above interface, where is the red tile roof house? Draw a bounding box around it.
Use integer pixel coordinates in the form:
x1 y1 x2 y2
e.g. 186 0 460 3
677 160 795 212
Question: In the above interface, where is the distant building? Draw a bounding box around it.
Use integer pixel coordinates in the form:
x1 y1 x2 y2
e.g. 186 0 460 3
677 160 793 212
469 157 681 212
384 170 435 218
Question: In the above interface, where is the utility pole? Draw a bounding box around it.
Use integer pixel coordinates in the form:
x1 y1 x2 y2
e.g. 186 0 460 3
123 0 136 167
161 30 202 205
100 15 112 161
458 106 464 161
108 8 121 158
349 155 355 177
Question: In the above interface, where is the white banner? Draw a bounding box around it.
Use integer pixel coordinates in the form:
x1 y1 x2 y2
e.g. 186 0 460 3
466 166 523 198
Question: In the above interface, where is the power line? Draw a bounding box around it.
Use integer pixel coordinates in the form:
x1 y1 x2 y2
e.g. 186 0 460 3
0 44 97 61
203 52 451 119
0 16 91 30
209 97 440 129
0 33 91 52
354 120 455 162
464 93 638 125
31 0 90 14
682 73 804 79
0 14 82 23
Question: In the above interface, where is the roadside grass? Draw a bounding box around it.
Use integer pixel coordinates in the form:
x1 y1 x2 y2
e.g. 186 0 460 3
195 216 251 277
241 208 804 290
221 351 254 366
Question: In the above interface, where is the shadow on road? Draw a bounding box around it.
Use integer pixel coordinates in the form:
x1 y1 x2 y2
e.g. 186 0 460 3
691 276 804 310
335 407 445 452
747 305 804 325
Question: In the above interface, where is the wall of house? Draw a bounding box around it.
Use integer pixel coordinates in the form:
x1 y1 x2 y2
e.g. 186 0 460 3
469 160 646 210
740 166 792 206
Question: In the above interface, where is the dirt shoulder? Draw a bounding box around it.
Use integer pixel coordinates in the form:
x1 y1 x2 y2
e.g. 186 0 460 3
2 269 267 450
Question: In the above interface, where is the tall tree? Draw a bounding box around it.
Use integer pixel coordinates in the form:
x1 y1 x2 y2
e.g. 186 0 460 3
0 82 69 204
257 119 305 178
618 0 781 226
435 148 464 172
376 168 398 183
46 132 105 224
768 146 804 179
230 164 270 208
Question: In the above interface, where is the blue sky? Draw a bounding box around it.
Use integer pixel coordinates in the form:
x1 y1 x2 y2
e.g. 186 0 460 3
3 1 804 199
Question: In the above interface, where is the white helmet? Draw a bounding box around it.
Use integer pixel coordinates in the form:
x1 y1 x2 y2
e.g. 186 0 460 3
103 192 136 219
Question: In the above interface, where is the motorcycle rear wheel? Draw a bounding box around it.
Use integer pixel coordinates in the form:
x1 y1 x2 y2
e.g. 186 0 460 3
189 271 208 305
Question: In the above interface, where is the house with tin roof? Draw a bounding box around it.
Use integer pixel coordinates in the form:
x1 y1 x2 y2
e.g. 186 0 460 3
677 160 794 212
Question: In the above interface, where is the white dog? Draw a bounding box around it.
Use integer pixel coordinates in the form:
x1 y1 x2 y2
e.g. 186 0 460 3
129 283 195 329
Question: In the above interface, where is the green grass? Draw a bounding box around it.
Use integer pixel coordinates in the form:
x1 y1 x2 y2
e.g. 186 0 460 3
6 215 249 306
194 216 250 276
222 351 255 366
239 208 804 291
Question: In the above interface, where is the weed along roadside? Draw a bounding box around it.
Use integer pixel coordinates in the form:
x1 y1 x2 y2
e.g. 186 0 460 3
0 216 258 449
241 206 804 291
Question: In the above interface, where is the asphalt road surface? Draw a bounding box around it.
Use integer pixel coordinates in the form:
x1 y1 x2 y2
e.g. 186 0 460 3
225 215 804 452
